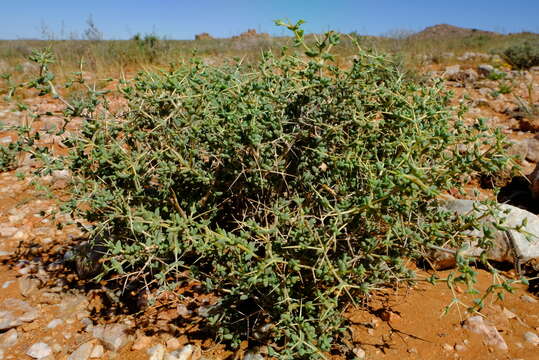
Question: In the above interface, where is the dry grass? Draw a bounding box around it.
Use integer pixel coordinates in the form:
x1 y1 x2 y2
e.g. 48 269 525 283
0 29 538 84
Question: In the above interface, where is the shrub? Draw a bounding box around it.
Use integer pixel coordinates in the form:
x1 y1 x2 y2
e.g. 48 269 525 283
502 41 539 69
8 21 513 359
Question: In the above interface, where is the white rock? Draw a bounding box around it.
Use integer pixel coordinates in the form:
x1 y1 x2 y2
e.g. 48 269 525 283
353 347 366 359
0 298 39 330
92 323 130 351
0 328 18 347
526 137 539 163
90 344 104 358
524 331 539 346
147 344 166 360
47 319 63 329
12 231 28 241
477 64 495 77
68 342 94 360
463 316 508 351
521 295 538 303
26 342 52 359
444 65 461 81
165 344 194 360
0 226 18 238
434 200 539 268
8 214 25 223
244 351 264 360
442 343 453 351
18 277 40 297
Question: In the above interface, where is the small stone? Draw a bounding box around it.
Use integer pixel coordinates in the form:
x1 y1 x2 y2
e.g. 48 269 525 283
507 140 528 160
0 298 39 330
132 334 152 350
0 328 18 347
68 341 94 360
147 344 166 360
501 308 517 320
0 226 18 238
2 281 14 289
463 316 508 351
12 231 28 241
166 344 195 360
47 319 63 329
524 331 539 346
92 323 130 351
407 347 417 354
353 347 366 358
18 278 40 297
26 342 52 359
80 318 93 332
166 337 181 350
442 343 453 351
90 344 104 358
445 65 461 78
521 295 538 303
454 344 466 352
478 64 495 77
526 137 539 163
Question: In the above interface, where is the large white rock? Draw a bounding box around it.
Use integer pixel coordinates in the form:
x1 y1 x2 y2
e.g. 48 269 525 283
433 199 539 269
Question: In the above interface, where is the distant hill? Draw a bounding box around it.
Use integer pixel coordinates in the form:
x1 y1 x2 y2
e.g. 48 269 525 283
412 24 499 38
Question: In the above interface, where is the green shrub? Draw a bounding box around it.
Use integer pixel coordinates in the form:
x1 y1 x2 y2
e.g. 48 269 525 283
9 21 513 359
503 41 539 69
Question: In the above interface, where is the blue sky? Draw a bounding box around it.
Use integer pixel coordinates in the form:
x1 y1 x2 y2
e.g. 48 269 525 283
1 0 538 40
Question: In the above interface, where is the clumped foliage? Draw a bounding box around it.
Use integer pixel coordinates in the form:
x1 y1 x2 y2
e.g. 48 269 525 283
4 21 514 358
503 41 539 69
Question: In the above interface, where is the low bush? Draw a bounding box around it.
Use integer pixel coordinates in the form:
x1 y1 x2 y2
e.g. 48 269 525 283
502 41 539 69
5 21 514 358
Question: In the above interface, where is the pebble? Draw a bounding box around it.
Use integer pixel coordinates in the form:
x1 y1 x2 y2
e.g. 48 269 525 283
90 345 104 358
47 319 63 329
12 231 28 241
92 323 130 351
454 344 466 352
463 316 508 351
521 295 538 303
442 343 453 351
18 278 40 297
524 331 539 346
0 298 39 330
132 335 152 350
166 344 195 360
353 347 366 358
147 344 166 360
26 342 52 359
166 337 181 350
0 226 18 238
0 329 18 347
68 341 94 360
